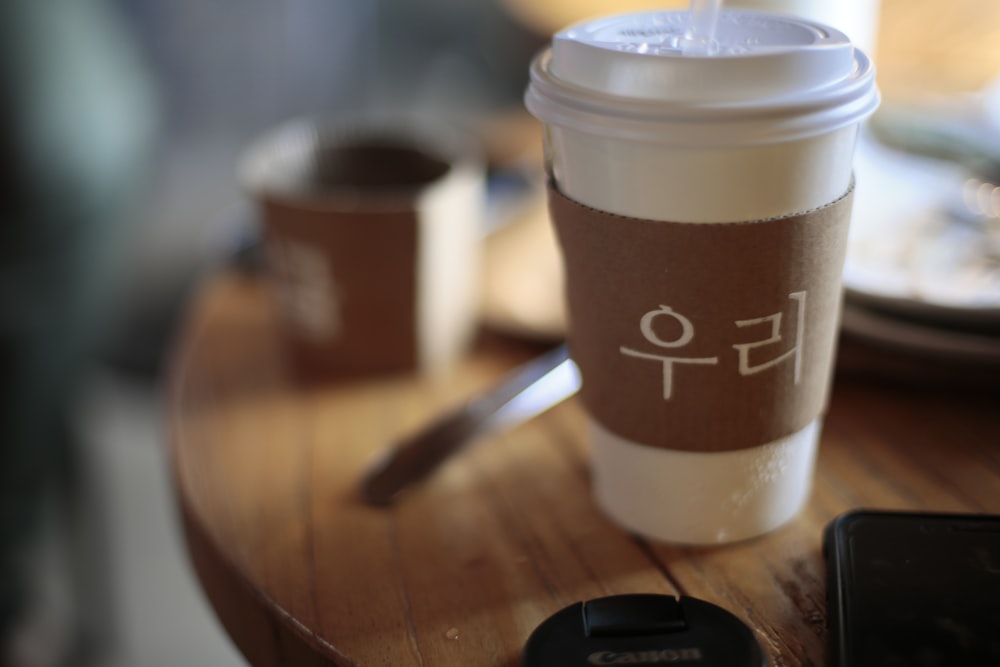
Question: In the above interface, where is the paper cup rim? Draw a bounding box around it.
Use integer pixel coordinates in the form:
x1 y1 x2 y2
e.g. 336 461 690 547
239 116 480 212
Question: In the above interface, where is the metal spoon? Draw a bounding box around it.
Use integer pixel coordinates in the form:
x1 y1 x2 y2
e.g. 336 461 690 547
360 344 580 506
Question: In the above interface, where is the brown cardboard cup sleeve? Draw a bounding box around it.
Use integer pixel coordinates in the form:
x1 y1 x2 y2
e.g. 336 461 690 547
263 199 419 376
548 183 854 453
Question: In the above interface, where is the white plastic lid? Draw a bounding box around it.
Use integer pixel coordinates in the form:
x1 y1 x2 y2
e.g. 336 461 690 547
526 10 879 145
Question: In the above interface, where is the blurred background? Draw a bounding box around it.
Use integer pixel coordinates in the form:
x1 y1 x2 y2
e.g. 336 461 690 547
1 0 999 665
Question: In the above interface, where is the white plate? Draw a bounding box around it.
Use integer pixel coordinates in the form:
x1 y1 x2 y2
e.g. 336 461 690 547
840 300 1000 364
844 136 1000 329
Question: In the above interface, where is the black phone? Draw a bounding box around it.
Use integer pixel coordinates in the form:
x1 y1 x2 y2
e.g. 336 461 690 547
824 510 1000 667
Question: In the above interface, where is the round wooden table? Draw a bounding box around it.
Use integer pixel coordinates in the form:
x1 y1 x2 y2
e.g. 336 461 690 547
168 271 1000 666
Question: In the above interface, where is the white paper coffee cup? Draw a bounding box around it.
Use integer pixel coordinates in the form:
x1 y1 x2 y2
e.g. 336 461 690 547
527 10 878 544
241 118 483 380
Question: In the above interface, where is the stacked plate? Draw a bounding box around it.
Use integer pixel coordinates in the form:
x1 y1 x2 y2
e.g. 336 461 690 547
841 133 1000 381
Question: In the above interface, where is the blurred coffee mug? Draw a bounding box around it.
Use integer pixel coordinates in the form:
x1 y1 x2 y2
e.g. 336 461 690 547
241 118 484 380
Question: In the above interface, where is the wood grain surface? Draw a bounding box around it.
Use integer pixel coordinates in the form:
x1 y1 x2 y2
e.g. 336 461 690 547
168 272 1000 667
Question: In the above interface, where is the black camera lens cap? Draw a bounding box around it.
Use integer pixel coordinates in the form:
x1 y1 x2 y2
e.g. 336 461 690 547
523 594 767 666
